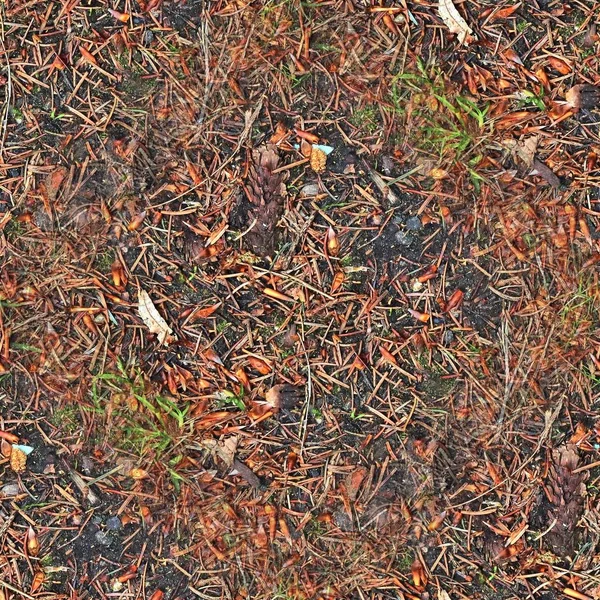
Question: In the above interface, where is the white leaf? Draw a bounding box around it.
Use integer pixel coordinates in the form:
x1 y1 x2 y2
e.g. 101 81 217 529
438 0 473 45
138 289 174 345
312 144 334 156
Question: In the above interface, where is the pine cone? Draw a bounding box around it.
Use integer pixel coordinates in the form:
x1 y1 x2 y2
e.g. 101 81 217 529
242 144 286 257
545 444 584 556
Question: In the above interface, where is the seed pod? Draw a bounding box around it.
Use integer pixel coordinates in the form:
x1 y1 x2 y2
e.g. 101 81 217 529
310 147 327 173
325 226 339 257
26 526 40 556
10 446 27 473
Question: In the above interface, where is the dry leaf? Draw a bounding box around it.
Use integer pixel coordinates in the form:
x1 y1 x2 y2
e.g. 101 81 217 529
30 571 45 593
265 384 303 411
565 84 600 112
129 468 149 480
503 135 538 168
203 435 238 467
531 159 560 188
138 289 174 345
438 0 473 45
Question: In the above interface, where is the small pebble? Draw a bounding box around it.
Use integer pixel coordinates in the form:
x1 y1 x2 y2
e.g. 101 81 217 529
0 483 20 498
395 230 413 246
381 156 395 175
106 516 122 531
405 216 422 231
95 531 112 546
80 456 94 475
300 183 320 197
443 330 455 344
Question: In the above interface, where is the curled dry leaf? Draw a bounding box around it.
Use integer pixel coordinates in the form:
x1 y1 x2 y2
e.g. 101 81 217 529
265 384 303 412
503 135 538 168
31 570 45 593
531 159 560 188
565 84 600 112
203 435 238 467
411 558 428 590
438 0 473 45
138 289 174 345
346 466 367 502
108 8 130 22
129 468 149 480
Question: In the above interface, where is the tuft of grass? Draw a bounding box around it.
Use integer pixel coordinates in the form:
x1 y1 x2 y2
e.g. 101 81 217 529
558 273 600 344
91 360 190 457
388 60 491 179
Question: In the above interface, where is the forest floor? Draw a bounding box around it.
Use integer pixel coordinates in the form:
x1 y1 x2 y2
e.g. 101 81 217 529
2 1 600 599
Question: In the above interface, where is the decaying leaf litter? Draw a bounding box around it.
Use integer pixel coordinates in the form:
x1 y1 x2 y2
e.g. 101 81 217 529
2 0 600 598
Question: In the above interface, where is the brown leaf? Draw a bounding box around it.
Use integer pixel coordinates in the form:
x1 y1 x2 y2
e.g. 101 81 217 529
411 558 428 590
491 4 520 20
80 47 98 66
46 167 67 203
346 466 367 501
547 56 571 75
531 159 560 188
583 23 598 48
380 346 398 366
203 435 238 467
247 356 272 374
331 271 345 293
191 303 221 320
265 384 303 412
409 309 430 323
565 84 600 112
108 8 129 22
231 458 261 488
445 289 464 312
263 287 294 303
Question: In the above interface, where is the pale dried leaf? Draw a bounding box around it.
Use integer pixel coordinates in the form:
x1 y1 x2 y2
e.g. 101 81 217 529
203 435 239 467
503 136 538 168
438 0 473 44
138 289 174 345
